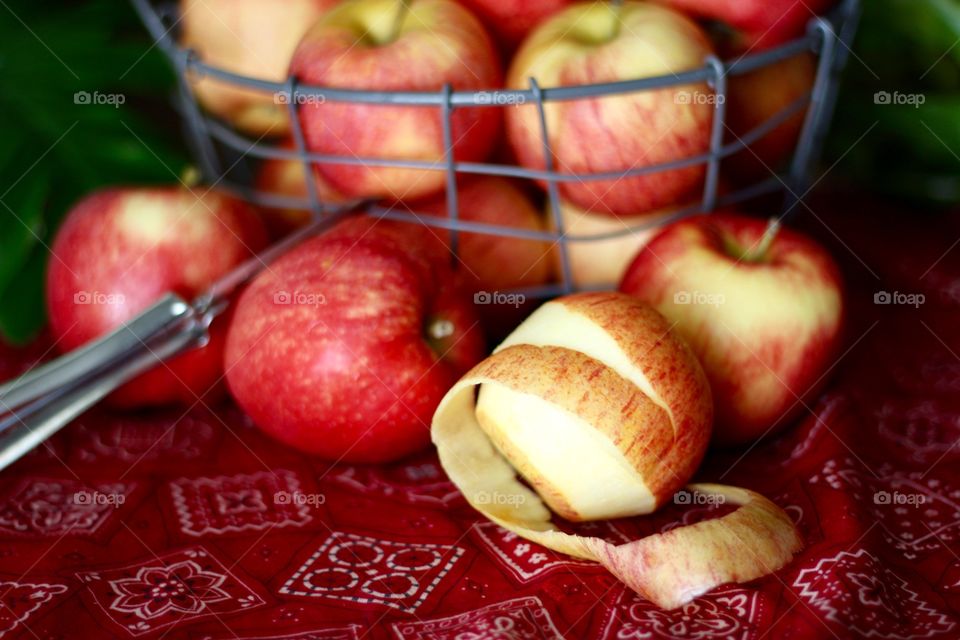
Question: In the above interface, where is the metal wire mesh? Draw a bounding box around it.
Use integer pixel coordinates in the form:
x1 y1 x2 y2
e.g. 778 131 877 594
131 0 861 300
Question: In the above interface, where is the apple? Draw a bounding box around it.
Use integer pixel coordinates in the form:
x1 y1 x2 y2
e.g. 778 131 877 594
620 212 844 445
505 2 714 217
396 176 553 342
46 186 268 408
472 292 713 521
724 53 816 183
224 216 486 463
255 140 346 237
289 0 503 202
397 176 552 293
179 0 339 136
456 0 571 51
658 0 836 50
551 199 679 288
431 292 802 608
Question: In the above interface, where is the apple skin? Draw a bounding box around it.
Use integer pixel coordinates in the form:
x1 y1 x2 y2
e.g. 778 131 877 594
46 187 268 408
552 199 679 289
179 0 338 136
455 0 571 51
396 176 553 340
620 212 844 445
399 176 552 293
432 292 803 608
659 0 836 50
289 0 503 202
224 217 486 463
505 2 714 217
725 53 816 183
254 140 346 237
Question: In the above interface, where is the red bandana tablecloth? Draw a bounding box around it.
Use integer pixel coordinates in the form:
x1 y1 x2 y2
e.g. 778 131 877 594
1 200 959 640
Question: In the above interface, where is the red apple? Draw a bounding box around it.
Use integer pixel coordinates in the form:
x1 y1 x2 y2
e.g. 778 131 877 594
506 2 714 217
397 176 552 293
724 53 816 183
658 0 836 50
224 217 486 463
179 0 339 136
397 176 553 341
46 186 268 408
551 199 680 288
255 140 346 237
289 0 503 202
456 0 571 51
620 212 844 444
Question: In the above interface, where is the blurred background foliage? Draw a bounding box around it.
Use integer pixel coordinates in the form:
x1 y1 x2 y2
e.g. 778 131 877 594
829 0 960 206
0 0 186 344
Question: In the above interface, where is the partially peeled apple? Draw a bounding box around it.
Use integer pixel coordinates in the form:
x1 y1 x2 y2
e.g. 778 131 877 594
432 292 803 608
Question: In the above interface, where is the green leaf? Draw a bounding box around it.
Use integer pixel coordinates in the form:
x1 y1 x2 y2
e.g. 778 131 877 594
0 0 188 342
0 169 48 297
0 246 47 345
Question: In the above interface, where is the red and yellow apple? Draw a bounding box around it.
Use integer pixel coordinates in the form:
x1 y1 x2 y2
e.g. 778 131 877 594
620 212 844 444
725 53 816 182
224 217 486 463
398 176 551 293
658 0 836 50
397 175 553 341
432 292 802 608
46 186 268 408
255 140 346 236
506 2 714 217
471 293 713 520
290 0 503 202
551 199 679 288
179 0 338 136
456 0 571 51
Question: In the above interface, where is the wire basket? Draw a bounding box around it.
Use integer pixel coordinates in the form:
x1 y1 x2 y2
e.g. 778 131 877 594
131 0 860 300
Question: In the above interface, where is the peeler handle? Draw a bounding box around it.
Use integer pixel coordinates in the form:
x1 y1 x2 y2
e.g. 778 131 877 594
0 294 206 470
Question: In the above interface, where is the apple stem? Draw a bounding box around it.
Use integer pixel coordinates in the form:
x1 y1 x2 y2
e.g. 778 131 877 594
608 0 624 40
744 217 781 263
428 318 454 341
180 166 202 189
390 0 410 43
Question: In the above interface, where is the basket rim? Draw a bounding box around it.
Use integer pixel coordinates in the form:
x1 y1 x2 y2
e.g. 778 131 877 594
136 0 855 106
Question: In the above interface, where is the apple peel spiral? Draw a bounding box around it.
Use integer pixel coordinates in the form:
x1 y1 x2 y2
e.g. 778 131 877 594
432 292 803 609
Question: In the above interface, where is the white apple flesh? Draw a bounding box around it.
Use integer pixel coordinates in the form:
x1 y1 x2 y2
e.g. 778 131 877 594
476 365 658 521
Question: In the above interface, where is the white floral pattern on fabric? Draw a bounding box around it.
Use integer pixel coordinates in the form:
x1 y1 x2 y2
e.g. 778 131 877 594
279 531 464 614
794 548 954 639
